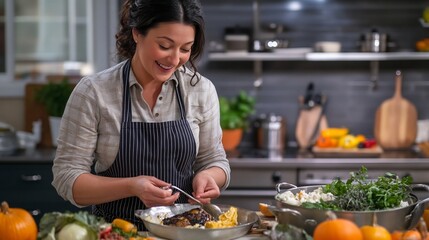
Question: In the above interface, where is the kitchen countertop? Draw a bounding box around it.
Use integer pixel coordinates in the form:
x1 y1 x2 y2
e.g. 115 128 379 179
2 147 429 169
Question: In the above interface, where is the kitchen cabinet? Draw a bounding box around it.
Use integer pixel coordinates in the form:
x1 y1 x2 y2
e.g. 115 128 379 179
0 162 88 223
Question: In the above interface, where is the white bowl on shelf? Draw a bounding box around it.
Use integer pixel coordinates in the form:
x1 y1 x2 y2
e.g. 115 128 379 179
314 41 341 53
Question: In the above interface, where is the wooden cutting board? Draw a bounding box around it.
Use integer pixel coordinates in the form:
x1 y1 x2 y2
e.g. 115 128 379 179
295 104 328 149
312 146 383 158
374 71 417 149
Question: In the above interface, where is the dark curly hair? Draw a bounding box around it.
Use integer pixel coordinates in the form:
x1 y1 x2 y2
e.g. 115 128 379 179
116 0 205 85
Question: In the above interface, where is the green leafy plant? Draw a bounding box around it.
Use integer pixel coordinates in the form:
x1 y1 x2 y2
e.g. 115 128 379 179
35 79 73 117
219 90 255 129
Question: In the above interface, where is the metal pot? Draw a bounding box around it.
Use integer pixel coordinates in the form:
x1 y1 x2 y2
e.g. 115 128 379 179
271 182 429 235
254 113 286 151
0 124 19 156
360 29 387 52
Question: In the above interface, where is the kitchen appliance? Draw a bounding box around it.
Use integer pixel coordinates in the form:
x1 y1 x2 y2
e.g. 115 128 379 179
0 122 19 156
254 113 286 151
360 29 387 52
374 70 417 149
135 204 258 240
273 183 429 235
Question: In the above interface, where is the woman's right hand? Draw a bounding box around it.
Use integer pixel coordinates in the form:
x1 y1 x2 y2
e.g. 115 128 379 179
131 176 179 207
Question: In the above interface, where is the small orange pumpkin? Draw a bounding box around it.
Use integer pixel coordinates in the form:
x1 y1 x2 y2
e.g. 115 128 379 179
0 201 37 240
403 229 423 240
391 229 422 240
313 211 363 240
361 225 392 240
360 214 392 240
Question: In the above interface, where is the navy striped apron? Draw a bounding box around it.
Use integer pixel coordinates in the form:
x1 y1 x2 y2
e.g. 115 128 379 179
93 60 196 230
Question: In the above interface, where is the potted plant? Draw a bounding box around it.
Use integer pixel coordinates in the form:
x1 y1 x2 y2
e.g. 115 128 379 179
219 90 255 150
34 79 74 147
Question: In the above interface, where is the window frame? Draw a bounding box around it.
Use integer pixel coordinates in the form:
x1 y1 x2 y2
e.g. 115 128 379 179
0 0 119 97
0 0 14 82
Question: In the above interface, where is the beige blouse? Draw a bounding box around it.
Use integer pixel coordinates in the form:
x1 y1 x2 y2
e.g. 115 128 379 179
52 61 230 207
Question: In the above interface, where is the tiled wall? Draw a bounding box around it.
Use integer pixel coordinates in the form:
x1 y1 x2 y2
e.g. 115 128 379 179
198 0 429 146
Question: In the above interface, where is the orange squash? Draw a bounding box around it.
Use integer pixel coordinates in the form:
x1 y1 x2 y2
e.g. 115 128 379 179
391 229 422 240
361 225 392 240
0 201 37 240
402 229 422 240
313 211 363 240
360 214 391 240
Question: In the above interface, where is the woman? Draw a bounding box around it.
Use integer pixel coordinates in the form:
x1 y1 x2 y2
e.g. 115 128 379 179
52 0 230 229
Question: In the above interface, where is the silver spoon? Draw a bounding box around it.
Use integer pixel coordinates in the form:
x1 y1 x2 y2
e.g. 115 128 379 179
165 185 223 220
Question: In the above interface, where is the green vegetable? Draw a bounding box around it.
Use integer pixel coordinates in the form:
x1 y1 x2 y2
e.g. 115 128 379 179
271 223 313 240
56 223 92 240
37 211 105 240
304 166 413 211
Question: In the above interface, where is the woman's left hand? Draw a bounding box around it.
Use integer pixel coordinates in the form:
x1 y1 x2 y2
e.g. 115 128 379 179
191 170 221 204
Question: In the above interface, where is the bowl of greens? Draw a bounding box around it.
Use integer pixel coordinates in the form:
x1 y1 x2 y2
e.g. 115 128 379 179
272 167 429 235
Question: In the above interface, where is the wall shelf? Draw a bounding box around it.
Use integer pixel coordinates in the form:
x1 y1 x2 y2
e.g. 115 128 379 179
208 51 429 90
208 51 429 61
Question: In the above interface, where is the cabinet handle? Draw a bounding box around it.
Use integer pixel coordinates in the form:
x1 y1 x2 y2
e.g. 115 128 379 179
21 174 42 181
30 209 42 216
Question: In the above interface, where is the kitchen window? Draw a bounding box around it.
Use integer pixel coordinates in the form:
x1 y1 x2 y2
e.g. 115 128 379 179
0 0 118 96
0 0 14 82
15 0 93 80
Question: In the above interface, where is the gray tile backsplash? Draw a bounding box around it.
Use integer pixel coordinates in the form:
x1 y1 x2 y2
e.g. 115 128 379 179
198 0 429 145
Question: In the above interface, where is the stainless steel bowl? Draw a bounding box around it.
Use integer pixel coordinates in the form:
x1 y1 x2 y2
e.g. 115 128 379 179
0 127 19 155
272 183 429 236
135 204 259 240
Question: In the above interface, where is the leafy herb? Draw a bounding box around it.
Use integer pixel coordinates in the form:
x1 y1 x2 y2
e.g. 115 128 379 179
219 91 255 129
321 166 413 211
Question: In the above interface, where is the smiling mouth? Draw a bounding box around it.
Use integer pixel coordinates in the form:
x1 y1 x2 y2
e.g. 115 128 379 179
156 61 174 70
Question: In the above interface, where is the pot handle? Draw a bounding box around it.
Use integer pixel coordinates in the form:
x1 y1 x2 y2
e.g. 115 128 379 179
276 182 298 193
405 195 429 230
268 205 302 217
411 184 429 192
268 205 318 228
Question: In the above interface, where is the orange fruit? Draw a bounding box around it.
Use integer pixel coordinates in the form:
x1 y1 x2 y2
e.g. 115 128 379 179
258 203 274 217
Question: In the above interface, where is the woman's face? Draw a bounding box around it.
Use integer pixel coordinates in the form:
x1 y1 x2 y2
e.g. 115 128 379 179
132 22 195 83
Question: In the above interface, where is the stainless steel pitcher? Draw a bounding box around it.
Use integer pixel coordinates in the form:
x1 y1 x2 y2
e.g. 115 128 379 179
255 113 286 151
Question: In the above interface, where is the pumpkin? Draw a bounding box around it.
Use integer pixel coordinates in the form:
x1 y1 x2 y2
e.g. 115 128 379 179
313 211 363 240
391 229 422 240
360 214 392 240
402 229 422 240
0 201 37 240
391 218 429 240
361 225 392 240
